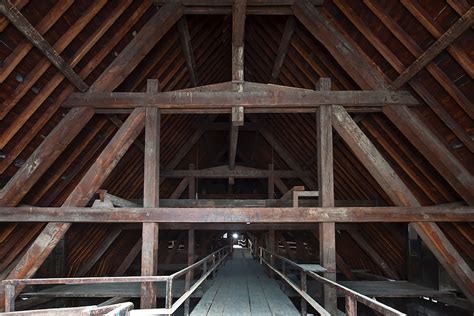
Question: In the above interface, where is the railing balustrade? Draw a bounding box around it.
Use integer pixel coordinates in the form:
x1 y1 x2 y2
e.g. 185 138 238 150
3 246 231 315
258 247 405 316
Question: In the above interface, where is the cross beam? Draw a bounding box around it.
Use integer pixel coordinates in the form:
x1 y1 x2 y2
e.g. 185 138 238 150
161 165 299 178
63 89 418 112
0 206 471 223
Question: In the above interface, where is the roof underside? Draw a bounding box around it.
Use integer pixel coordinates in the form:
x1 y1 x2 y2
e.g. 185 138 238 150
0 0 472 282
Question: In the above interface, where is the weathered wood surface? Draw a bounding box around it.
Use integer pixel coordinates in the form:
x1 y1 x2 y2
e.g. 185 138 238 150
191 248 299 315
271 16 296 82
0 2 178 307
0 108 94 206
154 0 323 5
161 165 299 178
0 0 72 84
106 194 379 207
141 80 161 308
294 0 474 207
3 109 145 301
63 90 419 110
348 231 399 280
177 17 198 86
0 0 88 91
391 7 474 89
90 4 183 91
332 105 474 302
316 78 337 315
0 206 472 223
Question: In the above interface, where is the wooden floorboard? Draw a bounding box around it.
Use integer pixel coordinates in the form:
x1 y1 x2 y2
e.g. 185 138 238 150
191 248 299 316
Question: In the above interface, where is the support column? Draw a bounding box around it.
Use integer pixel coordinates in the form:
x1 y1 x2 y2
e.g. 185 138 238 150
141 80 160 308
268 229 275 278
184 228 195 316
268 163 275 199
316 78 337 315
188 163 196 199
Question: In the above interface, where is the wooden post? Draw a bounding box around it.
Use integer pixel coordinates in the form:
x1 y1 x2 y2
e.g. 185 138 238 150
301 270 307 316
268 229 275 278
4 284 15 312
184 228 195 316
229 231 234 252
141 80 160 309
345 295 357 316
188 163 196 199
346 295 357 316
268 163 275 199
316 78 337 315
229 0 246 186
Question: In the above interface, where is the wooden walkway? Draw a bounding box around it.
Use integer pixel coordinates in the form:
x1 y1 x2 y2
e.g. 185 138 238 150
191 248 299 316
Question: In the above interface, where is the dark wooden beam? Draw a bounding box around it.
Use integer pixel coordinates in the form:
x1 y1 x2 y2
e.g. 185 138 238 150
160 115 218 185
170 178 189 199
332 105 474 302
90 4 183 92
229 106 244 185
114 238 142 276
0 0 88 91
3 109 145 302
271 16 296 82
0 108 94 206
268 164 275 199
141 80 161 309
391 7 474 89
347 230 399 280
293 1 384 90
76 228 122 277
401 0 474 78
294 0 474 206
0 3 171 304
187 163 196 199
161 165 299 178
1 206 472 223
63 90 419 110
177 17 198 86
230 0 246 180
155 0 323 5
232 0 247 47
311 230 355 281
295 5 474 300
184 228 195 315
383 106 474 205
316 78 336 315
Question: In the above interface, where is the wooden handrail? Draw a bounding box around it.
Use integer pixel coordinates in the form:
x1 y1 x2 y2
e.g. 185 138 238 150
258 247 405 316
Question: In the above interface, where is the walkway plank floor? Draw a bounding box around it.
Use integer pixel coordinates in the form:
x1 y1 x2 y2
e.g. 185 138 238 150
191 248 299 316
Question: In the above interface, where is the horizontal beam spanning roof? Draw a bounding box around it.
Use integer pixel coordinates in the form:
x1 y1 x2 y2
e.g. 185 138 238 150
161 165 300 178
1 206 472 223
63 90 418 113
154 0 323 6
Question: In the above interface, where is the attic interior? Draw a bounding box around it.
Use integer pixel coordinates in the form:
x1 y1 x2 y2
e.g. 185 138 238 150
0 0 473 315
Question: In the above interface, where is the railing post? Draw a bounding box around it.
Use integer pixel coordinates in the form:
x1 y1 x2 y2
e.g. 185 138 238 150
300 271 307 316
203 260 208 275
184 270 191 316
282 260 286 275
165 279 173 313
212 254 216 279
259 247 263 264
4 284 15 312
345 294 357 316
